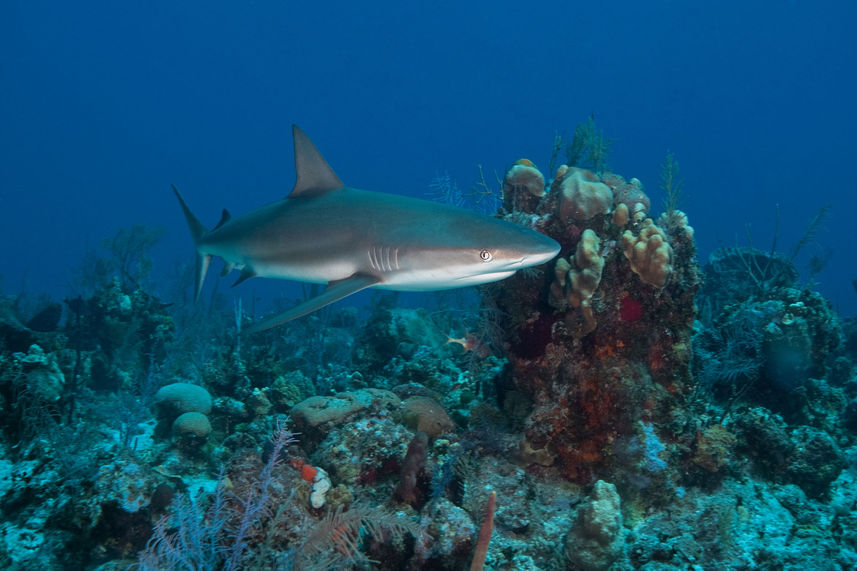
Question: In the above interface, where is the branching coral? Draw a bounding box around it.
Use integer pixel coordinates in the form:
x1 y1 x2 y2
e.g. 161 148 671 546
621 219 674 288
550 229 604 335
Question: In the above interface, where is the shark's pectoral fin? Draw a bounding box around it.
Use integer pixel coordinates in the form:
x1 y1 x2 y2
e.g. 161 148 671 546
243 273 380 335
194 254 212 303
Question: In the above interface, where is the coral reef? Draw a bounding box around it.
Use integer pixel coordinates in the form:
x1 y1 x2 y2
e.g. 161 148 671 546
0 129 855 570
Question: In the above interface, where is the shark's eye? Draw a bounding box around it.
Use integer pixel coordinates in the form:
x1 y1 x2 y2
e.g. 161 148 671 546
480 249 493 262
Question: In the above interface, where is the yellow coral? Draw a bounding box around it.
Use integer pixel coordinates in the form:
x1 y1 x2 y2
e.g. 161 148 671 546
612 203 629 227
551 229 604 334
621 219 673 288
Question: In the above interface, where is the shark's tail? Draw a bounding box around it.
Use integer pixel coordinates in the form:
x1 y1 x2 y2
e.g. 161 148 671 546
172 184 211 302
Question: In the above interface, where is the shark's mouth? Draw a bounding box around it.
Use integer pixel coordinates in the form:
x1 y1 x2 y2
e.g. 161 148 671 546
453 270 517 285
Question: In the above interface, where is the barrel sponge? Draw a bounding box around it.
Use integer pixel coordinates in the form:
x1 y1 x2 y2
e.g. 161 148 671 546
172 411 212 439
621 219 674 288
154 382 213 416
559 167 614 222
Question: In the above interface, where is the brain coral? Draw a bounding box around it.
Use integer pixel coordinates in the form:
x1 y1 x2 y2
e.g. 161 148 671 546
172 411 212 439
154 382 212 415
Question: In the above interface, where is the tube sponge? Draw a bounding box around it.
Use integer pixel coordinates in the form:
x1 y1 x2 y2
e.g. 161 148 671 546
621 219 674 288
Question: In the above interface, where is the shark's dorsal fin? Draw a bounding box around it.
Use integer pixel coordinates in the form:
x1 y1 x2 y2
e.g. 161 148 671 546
290 125 343 197
214 209 232 230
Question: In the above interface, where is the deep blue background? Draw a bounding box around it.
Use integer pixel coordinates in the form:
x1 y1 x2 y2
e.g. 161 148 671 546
2 1 855 315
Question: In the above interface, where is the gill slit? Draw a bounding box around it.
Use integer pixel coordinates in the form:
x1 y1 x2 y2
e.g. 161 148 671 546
369 246 400 272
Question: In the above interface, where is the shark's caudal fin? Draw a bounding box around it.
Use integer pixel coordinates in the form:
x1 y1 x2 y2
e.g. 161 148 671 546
289 125 343 197
172 184 211 302
243 273 380 335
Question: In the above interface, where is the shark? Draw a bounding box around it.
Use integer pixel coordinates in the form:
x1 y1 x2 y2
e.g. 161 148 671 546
173 125 560 334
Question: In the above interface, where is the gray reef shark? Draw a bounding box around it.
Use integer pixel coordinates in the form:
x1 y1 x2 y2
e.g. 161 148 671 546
173 125 560 334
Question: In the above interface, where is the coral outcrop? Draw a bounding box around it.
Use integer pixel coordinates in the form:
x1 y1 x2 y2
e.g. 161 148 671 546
489 160 700 489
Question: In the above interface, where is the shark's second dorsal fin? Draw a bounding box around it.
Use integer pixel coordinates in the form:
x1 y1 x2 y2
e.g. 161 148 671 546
214 209 232 230
232 267 257 287
290 125 343 197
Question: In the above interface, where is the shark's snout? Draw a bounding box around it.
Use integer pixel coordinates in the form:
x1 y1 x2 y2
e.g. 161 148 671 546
524 233 561 266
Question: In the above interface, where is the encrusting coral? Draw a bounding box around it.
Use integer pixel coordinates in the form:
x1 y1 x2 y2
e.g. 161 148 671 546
503 159 546 213
503 160 545 198
558 167 614 222
605 174 649 223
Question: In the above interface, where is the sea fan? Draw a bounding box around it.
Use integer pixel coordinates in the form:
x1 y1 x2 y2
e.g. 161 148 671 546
295 504 419 570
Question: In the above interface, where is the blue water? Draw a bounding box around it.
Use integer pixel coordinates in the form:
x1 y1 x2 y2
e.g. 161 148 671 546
2 1 855 315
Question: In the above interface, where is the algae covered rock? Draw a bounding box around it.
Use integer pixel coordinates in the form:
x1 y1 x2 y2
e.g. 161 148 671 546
397 396 455 437
12 344 65 403
291 388 400 445
565 480 626 571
